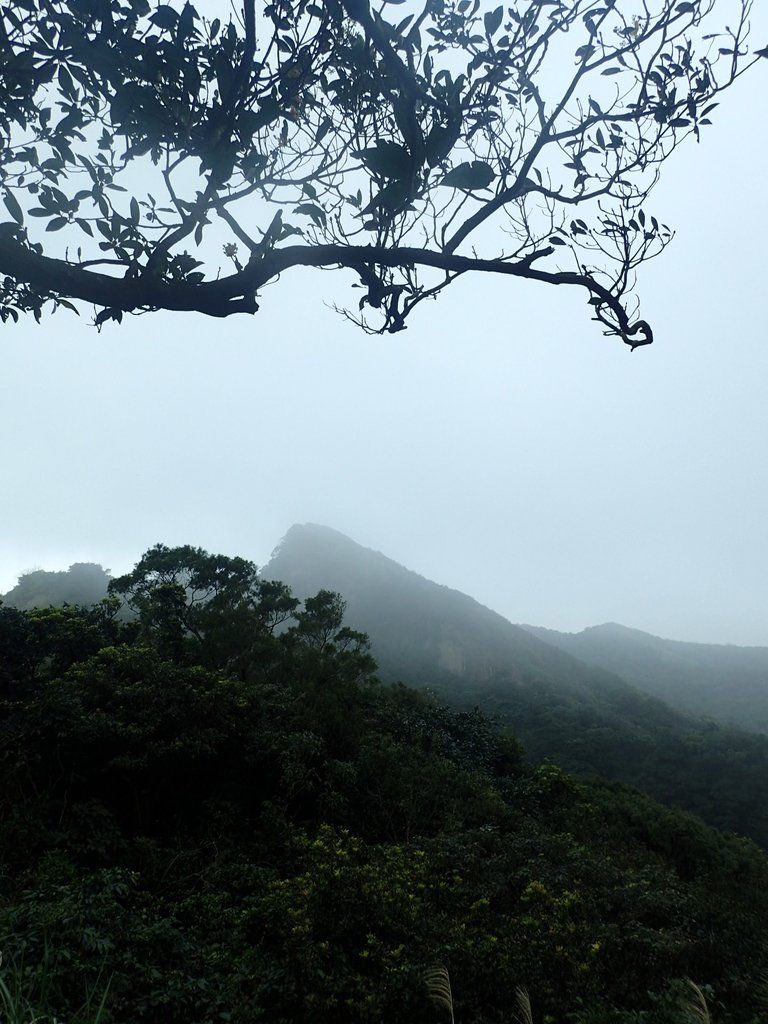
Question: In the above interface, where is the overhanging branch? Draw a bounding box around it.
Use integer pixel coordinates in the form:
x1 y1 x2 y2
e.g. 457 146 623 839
0 234 651 347
0 234 260 317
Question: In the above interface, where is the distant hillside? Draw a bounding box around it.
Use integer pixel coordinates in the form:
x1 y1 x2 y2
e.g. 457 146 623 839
524 622 768 734
266 524 768 846
267 524 630 695
1 563 110 610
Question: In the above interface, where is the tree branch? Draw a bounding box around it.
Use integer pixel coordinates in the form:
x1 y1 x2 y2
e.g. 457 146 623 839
0 234 650 346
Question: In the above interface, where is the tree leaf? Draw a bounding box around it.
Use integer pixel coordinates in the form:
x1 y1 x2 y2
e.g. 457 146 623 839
294 202 327 227
150 5 178 31
58 65 76 98
484 6 503 37
425 122 461 167
94 307 123 326
315 117 332 144
357 142 412 180
3 190 24 225
176 2 197 43
360 179 411 216
440 161 495 191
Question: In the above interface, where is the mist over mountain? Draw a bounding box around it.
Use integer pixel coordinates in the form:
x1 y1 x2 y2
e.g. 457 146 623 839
5 528 768 845
266 523 768 846
1 562 110 610
267 523 609 691
523 622 768 734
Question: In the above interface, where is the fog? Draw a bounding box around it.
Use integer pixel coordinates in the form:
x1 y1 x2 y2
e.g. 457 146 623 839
1 11 767 645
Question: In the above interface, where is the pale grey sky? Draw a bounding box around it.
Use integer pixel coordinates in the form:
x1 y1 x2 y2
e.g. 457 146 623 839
1 6 767 645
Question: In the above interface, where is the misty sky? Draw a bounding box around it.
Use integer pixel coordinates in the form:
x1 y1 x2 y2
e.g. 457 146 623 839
1 6 767 646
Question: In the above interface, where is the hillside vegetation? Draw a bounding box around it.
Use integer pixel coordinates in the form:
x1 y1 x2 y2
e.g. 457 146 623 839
525 622 768 734
266 524 768 846
3 544 768 1023
2 563 111 611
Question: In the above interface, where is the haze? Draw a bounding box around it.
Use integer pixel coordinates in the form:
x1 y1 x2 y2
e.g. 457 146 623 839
1 9 767 646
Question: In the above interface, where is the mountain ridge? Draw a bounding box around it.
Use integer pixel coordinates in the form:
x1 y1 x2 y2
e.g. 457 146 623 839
5 526 768 843
523 620 768 733
265 523 768 846
533 618 768 650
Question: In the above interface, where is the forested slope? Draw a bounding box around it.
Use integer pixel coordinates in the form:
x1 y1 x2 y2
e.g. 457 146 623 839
2 562 111 610
2 543 768 1024
525 621 768 734
266 524 768 846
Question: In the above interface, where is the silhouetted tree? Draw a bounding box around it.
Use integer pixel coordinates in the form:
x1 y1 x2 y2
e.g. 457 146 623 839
0 0 763 344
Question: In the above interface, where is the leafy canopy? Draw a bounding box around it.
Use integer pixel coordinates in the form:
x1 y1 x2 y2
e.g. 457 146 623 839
0 0 763 344
4 544 768 1023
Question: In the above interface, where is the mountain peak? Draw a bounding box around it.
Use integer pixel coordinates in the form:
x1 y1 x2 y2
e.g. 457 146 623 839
582 622 656 640
264 523 648 694
270 522 384 563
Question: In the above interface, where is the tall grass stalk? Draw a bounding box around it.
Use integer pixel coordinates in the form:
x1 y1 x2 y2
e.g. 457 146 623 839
0 951 45 1024
680 980 711 1024
0 950 111 1024
512 985 533 1024
425 965 455 1024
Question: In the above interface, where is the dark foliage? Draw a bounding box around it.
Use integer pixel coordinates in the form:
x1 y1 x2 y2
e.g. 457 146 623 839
2 544 768 1023
0 1 763 342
